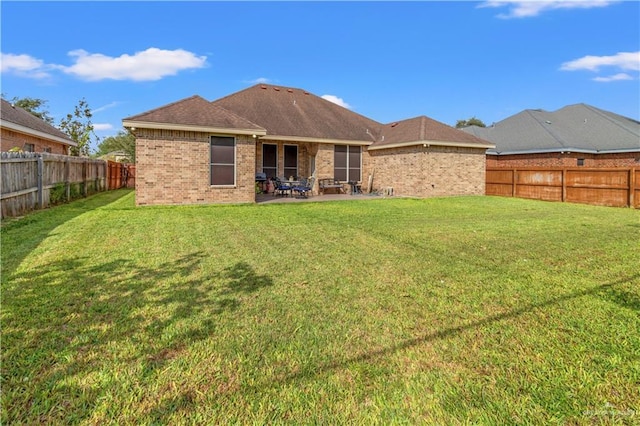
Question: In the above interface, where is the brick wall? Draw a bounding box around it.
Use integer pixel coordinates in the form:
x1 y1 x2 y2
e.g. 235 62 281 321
369 145 487 197
1 128 70 154
135 129 255 205
487 152 640 168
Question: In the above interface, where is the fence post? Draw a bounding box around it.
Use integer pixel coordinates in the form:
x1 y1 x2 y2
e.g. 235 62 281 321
629 168 635 208
37 154 44 209
65 157 70 201
562 169 567 202
512 169 517 197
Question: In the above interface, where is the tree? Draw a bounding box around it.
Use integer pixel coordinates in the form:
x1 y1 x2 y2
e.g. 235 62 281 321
2 95 54 124
95 129 136 163
59 98 98 156
455 116 486 129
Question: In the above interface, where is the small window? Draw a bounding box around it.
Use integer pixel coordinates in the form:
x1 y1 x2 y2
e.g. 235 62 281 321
577 158 585 166
334 145 361 182
210 136 235 186
44 147 52 153
24 143 35 152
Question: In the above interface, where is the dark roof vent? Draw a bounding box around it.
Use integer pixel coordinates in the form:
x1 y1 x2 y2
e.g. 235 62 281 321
260 85 267 89
274 87 280 91
390 122 399 127
287 88 293 93
303 91 310 95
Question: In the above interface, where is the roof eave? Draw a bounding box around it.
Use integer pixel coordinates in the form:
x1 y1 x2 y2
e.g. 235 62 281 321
1 119 77 147
260 134 373 145
488 147 640 155
369 139 495 151
122 120 267 136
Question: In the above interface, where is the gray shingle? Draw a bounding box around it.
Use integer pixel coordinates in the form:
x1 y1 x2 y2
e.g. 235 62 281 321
462 103 640 154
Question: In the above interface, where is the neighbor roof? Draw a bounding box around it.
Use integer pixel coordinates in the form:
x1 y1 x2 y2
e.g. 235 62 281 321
1 98 76 147
212 84 381 144
122 95 266 136
462 103 640 155
370 115 494 150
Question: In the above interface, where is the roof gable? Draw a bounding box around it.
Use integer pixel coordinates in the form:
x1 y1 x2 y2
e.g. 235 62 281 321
123 95 266 134
1 98 75 146
211 84 381 143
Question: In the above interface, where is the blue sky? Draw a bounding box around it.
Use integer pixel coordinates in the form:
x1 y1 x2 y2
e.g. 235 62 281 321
2 1 639 152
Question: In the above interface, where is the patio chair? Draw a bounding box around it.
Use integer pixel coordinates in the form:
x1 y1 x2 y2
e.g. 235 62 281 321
293 176 315 198
274 177 293 197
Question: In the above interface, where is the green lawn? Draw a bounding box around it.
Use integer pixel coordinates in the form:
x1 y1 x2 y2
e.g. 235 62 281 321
2 190 639 424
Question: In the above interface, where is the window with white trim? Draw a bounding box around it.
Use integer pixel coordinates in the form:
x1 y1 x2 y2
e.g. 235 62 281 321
210 136 235 186
334 145 361 182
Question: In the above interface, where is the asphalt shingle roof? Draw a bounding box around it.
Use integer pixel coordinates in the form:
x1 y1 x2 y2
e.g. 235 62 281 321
212 84 382 142
1 98 75 145
374 115 492 148
123 84 494 149
123 95 265 132
462 103 640 154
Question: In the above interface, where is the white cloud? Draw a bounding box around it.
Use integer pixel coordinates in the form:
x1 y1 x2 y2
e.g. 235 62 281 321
247 77 271 84
560 51 640 72
321 95 351 109
2 48 207 82
479 1 617 19
60 48 207 81
592 73 633 82
93 101 121 114
93 123 114 131
0 53 50 79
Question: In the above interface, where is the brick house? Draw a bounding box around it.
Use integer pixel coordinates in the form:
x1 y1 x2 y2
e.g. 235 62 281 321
1 98 76 155
123 84 494 205
461 104 640 168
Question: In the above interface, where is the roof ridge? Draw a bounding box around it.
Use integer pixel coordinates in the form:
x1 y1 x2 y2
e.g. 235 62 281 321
580 103 640 137
123 95 206 120
210 103 266 131
526 109 570 149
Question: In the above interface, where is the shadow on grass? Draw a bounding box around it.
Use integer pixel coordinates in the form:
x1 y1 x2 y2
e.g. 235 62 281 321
2 252 272 424
0 189 133 278
272 274 639 387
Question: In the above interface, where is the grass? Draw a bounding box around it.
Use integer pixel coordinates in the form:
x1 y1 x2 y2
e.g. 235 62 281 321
2 189 639 424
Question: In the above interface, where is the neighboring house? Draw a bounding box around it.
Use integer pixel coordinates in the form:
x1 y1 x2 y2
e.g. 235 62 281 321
461 103 640 168
1 98 76 155
122 84 494 205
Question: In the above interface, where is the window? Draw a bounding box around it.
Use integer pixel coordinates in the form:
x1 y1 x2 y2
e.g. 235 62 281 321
577 158 585 166
262 144 277 179
334 145 361 182
24 143 35 152
210 136 235 186
44 147 52 153
284 145 298 178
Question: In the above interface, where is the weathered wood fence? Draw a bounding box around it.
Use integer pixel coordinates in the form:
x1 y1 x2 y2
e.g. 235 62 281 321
486 167 640 208
1 153 133 218
107 161 136 190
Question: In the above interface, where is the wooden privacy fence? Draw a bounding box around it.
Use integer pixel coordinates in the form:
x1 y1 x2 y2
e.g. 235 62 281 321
107 161 136 190
1 152 117 218
486 167 640 208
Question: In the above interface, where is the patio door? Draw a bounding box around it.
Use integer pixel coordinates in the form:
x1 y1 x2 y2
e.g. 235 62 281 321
284 145 298 179
262 144 277 179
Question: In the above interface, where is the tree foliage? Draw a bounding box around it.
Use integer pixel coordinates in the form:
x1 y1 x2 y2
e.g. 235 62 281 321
455 116 487 129
58 98 98 156
2 95 54 124
95 129 136 163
